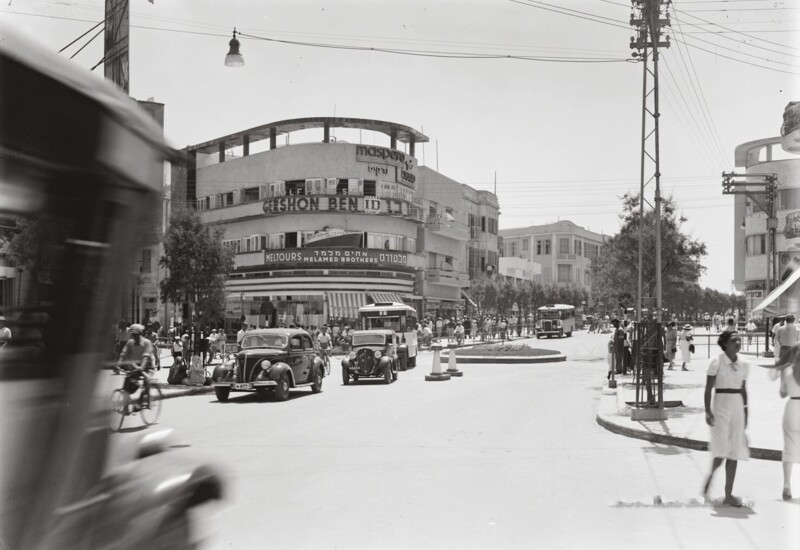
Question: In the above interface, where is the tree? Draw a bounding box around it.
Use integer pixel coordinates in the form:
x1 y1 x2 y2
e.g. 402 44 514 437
160 207 235 327
496 278 519 316
591 193 707 314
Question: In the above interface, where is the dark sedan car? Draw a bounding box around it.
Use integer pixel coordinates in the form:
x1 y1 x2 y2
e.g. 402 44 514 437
212 329 325 402
341 329 399 385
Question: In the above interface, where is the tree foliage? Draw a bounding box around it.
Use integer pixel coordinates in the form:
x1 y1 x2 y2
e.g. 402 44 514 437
468 276 587 317
590 193 707 310
160 207 234 327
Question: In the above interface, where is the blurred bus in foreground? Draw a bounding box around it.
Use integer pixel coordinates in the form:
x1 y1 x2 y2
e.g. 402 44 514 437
0 25 221 550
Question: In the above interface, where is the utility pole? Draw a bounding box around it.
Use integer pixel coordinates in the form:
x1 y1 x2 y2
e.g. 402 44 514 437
104 0 129 93
630 0 670 322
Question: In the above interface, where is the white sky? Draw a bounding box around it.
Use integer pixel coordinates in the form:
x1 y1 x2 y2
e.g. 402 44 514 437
5 0 799 292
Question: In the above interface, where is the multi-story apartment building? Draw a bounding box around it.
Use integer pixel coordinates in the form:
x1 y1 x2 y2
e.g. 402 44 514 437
499 221 608 292
176 117 499 328
733 104 800 317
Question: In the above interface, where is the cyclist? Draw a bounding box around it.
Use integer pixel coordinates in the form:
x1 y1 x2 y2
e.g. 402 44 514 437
317 325 332 372
454 322 465 346
115 323 156 412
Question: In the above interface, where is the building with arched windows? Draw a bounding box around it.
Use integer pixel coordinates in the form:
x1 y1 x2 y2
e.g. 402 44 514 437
176 117 499 329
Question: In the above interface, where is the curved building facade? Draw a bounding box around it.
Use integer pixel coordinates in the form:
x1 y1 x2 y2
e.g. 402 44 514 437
184 117 498 329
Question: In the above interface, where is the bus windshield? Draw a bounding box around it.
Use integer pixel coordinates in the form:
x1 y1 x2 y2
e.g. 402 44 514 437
539 310 563 320
363 316 402 332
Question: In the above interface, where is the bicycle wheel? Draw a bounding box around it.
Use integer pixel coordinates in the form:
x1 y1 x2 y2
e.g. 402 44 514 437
324 354 331 376
110 389 127 432
140 385 163 426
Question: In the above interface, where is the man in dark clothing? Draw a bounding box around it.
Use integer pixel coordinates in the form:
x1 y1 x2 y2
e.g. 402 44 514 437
612 318 626 375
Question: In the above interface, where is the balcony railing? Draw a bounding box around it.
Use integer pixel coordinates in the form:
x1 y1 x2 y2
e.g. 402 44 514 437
426 214 470 241
556 253 577 260
426 268 468 287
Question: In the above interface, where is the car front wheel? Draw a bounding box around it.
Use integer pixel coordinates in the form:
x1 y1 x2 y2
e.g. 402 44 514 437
215 386 230 402
384 364 392 384
341 367 350 385
311 367 323 393
392 361 398 381
273 374 291 401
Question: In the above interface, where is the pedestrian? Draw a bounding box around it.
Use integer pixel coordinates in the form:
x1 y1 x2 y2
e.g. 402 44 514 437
702 331 750 507
611 319 625 375
454 322 465 346
622 320 633 375
208 329 219 361
435 317 443 339
772 343 800 500
463 317 472 341
776 314 799 357
447 317 455 342
679 324 693 371
0 315 11 348
745 319 757 345
218 329 227 358
723 317 737 334
236 322 247 352
665 321 678 370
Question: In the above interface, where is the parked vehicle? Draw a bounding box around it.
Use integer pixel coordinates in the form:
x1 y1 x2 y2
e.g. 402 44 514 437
341 329 399 385
212 328 325 401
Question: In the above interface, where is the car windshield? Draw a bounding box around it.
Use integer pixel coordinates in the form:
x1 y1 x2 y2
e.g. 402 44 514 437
352 334 389 346
241 334 287 350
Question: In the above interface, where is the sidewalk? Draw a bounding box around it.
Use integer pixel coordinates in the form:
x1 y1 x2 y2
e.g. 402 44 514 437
596 354 786 460
148 350 216 400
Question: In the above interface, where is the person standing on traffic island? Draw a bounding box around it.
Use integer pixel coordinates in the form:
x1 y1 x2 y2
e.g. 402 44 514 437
665 321 678 370
611 319 625 375
679 324 693 371
775 314 799 357
702 331 750 507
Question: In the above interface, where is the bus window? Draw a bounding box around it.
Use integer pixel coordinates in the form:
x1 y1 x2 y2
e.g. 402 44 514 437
400 314 407 332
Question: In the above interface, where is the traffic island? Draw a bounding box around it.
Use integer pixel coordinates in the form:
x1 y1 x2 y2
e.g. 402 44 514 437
440 343 565 364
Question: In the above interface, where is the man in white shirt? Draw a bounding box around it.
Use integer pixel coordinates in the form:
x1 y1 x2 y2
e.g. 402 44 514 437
776 314 799 357
0 316 11 347
236 323 248 351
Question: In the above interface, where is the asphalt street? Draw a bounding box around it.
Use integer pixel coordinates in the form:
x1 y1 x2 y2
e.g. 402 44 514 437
105 332 798 550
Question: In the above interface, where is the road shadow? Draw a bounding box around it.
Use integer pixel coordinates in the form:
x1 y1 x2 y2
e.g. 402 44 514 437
710 504 756 518
117 424 148 434
214 390 314 405
664 406 706 419
342 379 394 387
642 443 690 456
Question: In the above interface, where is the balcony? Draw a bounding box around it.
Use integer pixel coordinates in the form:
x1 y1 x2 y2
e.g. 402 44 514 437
426 214 470 241
426 268 468 287
556 253 577 260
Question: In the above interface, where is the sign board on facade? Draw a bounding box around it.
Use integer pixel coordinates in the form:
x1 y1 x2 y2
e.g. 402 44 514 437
262 248 409 267
262 195 410 217
355 145 417 189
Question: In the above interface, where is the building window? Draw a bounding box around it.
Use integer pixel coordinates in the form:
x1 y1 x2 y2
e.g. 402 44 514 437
268 234 285 249
746 234 767 256
510 242 517 257
481 216 486 232
363 180 376 197
141 248 152 274
557 264 571 283
536 240 542 255
559 238 570 255
542 266 552 283
285 180 305 195
337 179 349 195
544 239 551 255
574 240 582 256
522 238 529 253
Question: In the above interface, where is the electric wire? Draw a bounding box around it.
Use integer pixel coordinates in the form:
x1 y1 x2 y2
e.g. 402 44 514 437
68 27 103 60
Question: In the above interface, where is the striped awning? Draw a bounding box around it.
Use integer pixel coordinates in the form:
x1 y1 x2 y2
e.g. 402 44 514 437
369 292 403 304
327 292 367 319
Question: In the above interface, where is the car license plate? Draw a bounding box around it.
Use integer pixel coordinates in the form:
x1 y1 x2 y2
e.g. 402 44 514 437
233 383 252 390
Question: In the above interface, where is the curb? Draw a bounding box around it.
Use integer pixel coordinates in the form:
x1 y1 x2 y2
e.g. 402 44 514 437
595 384 782 461
440 353 567 364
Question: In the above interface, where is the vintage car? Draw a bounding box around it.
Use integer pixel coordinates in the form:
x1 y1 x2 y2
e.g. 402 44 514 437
341 329 399 385
212 328 325 402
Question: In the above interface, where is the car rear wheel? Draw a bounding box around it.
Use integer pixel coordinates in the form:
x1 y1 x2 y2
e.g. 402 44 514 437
273 373 291 401
214 386 230 402
391 361 398 381
341 367 350 385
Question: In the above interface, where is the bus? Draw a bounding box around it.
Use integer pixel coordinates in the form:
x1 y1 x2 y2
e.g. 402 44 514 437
536 304 576 338
358 302 418 369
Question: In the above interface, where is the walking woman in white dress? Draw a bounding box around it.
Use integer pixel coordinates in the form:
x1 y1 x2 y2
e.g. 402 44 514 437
773 344 800 500
679 324 693 371
702 331 750 506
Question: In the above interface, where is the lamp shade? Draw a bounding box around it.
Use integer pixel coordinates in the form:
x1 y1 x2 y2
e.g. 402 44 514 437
225 29 244 67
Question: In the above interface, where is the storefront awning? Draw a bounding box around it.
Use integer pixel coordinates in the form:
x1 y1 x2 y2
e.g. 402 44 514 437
327 292 367 319
369 292 403 304
461 290 477 308
752 268 800 315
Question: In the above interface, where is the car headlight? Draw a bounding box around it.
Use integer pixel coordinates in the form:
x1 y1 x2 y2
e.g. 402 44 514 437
374 350 382 359
260 360 272 371
349 351 356 359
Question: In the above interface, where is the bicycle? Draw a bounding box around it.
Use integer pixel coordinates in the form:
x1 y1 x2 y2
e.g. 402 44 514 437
319 346 331 376
110 361 163 431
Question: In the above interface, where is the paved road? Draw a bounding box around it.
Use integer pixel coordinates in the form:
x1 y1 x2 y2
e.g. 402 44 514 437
107 332 797 550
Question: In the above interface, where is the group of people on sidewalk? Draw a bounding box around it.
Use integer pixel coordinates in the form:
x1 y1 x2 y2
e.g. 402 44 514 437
701 330 799 506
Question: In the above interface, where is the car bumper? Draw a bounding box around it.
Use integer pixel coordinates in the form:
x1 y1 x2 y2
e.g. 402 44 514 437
214 381 277 391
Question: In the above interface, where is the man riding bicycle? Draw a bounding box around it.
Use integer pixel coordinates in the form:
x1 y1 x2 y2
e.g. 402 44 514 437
317 325 332 370
115 323 156 412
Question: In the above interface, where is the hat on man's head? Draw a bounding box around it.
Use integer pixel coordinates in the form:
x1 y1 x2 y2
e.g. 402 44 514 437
683 324 693 330
129 323 145 334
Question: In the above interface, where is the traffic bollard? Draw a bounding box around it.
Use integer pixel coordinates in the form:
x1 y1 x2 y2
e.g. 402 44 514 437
425 342 451 381
445 342 463 377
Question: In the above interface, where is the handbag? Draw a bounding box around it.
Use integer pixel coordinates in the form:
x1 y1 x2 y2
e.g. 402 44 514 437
689 343 695 354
